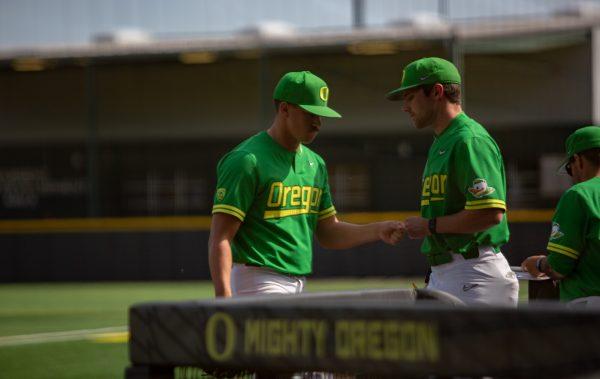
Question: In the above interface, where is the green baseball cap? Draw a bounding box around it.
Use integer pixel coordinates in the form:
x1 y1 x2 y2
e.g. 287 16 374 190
386 57 461 101
560 126 600 167
273 71 341 118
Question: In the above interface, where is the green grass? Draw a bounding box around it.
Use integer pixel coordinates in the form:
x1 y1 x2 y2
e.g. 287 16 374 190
0 282 214 336
0 279 530 378
0 279 426 379
0 340 126 379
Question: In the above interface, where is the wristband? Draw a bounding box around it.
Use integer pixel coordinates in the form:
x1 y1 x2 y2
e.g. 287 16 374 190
535 257 544 273
428 218 437 235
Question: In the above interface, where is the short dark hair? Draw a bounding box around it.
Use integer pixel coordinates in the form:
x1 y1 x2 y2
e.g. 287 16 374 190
422 83 461 104
274 100 282 112
579 148 600 167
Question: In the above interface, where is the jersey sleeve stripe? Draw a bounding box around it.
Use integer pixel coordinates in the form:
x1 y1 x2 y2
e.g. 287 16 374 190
464 202 506 211
465 199 507 206
318 207 337 220
547 242 579 258
212 205 246 221
213 204 246 217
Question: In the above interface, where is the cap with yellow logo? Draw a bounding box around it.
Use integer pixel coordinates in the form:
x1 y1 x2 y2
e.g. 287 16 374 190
273 71 341 118
386 57 461 101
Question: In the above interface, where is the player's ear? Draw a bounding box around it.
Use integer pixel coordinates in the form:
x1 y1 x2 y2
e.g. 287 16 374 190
433 83 444 99
574 153 585 170
279 101 290 116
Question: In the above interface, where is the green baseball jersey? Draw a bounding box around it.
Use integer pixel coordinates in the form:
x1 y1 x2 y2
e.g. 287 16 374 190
546 176 600 301
420 113 509 266
212 131 336 276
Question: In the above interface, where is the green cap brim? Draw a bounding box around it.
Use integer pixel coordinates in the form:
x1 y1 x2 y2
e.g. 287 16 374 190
299 104 342 118
385 83 423 101
557 156 570 173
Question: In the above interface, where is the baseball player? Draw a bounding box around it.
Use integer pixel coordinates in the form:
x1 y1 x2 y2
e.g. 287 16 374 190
522 126 600 307
209 71 404 297
387 57 519 306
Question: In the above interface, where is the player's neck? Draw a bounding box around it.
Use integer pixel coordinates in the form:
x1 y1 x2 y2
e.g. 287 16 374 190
433 104 463 136
267 121 300 152
579 167 600 183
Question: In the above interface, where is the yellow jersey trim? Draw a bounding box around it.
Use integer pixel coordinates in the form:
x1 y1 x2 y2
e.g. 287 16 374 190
318 208 337 220
212 205 245 221
319 206 336 216
464 204 507 211
547 242 579 259
464 199 507 211
466 199 507 206
421 200 430 206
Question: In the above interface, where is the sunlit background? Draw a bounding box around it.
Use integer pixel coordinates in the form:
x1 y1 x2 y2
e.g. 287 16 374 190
1 1 598 377
0 1 598 274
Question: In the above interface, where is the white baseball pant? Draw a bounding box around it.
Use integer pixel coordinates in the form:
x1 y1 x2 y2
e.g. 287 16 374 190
427 246 519 307
231 263 306 296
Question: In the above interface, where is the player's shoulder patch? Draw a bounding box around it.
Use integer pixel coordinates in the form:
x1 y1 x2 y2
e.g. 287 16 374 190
216 188 226 201
549 222 564 240
468 178 495 198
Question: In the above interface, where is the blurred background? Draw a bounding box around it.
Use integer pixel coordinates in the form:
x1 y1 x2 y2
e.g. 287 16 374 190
1 0 598 282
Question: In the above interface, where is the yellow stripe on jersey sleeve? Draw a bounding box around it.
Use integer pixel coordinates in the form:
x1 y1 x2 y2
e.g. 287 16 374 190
464 199 506 211
318 206 337 220
212 205 246 221
547 242 580 260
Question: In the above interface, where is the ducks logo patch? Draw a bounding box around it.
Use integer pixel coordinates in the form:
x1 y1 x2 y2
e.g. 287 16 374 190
468 178 495 198
550 222 564 240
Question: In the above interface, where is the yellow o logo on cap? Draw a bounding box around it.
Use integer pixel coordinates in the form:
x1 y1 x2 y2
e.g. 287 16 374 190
319 87 329 101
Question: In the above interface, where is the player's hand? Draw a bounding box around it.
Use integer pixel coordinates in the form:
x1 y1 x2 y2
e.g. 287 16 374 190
403 216 430 239
521 255 546 277
378 221 405 245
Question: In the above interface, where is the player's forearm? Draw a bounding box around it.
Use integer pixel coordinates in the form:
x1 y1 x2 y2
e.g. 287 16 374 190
208 241 233 297
317 221 380 249
436 209 503 234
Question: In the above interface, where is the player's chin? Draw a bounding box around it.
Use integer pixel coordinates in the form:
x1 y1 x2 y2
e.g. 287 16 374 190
302 132 319 144
412 119 427 129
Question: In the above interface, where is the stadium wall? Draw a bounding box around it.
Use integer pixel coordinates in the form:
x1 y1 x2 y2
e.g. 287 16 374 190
0 216 550 282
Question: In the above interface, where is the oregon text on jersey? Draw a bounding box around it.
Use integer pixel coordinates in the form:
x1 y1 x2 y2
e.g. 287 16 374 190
264 181 324 219
421 173 448 206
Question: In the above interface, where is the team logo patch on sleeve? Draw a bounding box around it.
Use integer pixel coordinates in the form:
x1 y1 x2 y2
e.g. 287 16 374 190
468 178 495 198
216 188 226 201
549 222 564 240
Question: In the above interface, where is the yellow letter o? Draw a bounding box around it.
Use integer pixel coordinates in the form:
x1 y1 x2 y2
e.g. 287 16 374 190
205 312 236 362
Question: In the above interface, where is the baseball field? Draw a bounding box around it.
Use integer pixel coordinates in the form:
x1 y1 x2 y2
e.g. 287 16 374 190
0 279 529 378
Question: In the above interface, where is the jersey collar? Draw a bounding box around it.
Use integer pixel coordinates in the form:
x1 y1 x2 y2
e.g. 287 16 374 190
262 131 304 156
